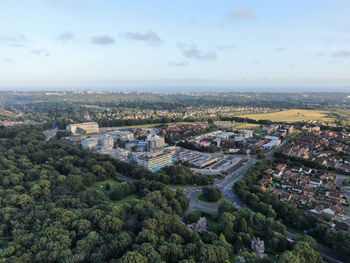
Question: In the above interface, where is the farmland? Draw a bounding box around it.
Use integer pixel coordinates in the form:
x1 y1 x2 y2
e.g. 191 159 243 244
240 109 334 123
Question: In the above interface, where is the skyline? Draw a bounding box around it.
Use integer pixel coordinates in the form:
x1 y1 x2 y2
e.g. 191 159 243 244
1 0 350 90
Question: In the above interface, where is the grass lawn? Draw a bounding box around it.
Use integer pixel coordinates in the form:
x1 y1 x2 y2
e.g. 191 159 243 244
112 194 139 205
89 179 120 192
195 192 222 205
234 123 265 133
240 109 334 123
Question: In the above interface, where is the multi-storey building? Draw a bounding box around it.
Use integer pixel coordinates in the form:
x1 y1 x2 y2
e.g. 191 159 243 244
66 122 99 135
147 134 165 151
135 150 173 172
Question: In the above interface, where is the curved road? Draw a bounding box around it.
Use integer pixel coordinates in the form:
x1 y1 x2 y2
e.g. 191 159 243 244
186 189 219 213
184 156 257 214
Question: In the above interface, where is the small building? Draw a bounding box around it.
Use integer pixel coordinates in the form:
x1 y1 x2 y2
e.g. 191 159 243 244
276 163 287 171
195 217 207 233
309 178 322 188
251 237 265 259
298 195 312 205
334 221 350 232
280 192 293 202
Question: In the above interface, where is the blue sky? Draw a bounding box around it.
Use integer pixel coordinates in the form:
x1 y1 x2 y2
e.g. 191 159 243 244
0 0 350 91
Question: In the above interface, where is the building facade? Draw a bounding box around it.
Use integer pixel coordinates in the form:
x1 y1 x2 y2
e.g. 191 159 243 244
66 122 99 135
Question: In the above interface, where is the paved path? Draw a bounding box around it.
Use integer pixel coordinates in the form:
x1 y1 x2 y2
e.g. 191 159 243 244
44 128 58 141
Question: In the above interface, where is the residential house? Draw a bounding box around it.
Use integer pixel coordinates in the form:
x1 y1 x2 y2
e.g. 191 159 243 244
334 221 350 232
276 163 287 171
298 195 312 205
251 237 265 259
280 192 293 202
309 178 322 188
328 191 342 204
308 206 322 217
303 187 316 198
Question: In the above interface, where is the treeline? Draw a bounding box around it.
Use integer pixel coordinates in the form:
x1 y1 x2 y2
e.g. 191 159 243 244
97 118 168 128
115 161 214 186
177 140 221 153
234 160 350 259
220 116 274 125
0 127 236 263
0 126 313 263
183 202 324 263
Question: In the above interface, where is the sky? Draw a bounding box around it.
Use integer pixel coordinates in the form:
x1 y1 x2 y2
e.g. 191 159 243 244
0 0 350 92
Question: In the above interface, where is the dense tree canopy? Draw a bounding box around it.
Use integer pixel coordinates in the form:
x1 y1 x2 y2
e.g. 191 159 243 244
0 127 341 262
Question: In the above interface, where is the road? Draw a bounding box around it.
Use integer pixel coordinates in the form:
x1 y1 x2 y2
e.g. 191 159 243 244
44 128 58 141
115 135 346 263
185 189 219 213
183 139 288 214
335 174 350 198
183 156 257 214
215 157 257 208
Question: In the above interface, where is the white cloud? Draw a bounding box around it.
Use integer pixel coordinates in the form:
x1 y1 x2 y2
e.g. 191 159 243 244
178 44 218 61
120 31 162 45
91 35 115 45
229 8 254 22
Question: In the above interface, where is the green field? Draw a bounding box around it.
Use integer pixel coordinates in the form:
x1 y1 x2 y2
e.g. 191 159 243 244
240 109 334 123
89 179 120 192
234 123 261 130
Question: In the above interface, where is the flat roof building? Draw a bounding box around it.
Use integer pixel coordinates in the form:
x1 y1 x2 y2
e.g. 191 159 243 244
135 150 173 172
66 122 99 135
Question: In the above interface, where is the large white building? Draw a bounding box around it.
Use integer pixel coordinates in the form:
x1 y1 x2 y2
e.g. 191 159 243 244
147 134 165 151
110 130 134 142
66 122 99 135
81 135 114 150
81 137 99 150
134 150 173 172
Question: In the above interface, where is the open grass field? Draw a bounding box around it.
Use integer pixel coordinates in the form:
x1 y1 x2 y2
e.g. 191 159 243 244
240 109 334 123
88 179 120 192
234 123 261 130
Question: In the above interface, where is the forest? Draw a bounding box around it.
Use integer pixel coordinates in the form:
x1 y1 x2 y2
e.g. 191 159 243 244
0 126 327 262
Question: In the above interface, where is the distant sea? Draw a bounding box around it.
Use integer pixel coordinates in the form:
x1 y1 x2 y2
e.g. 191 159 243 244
1 86 350 94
